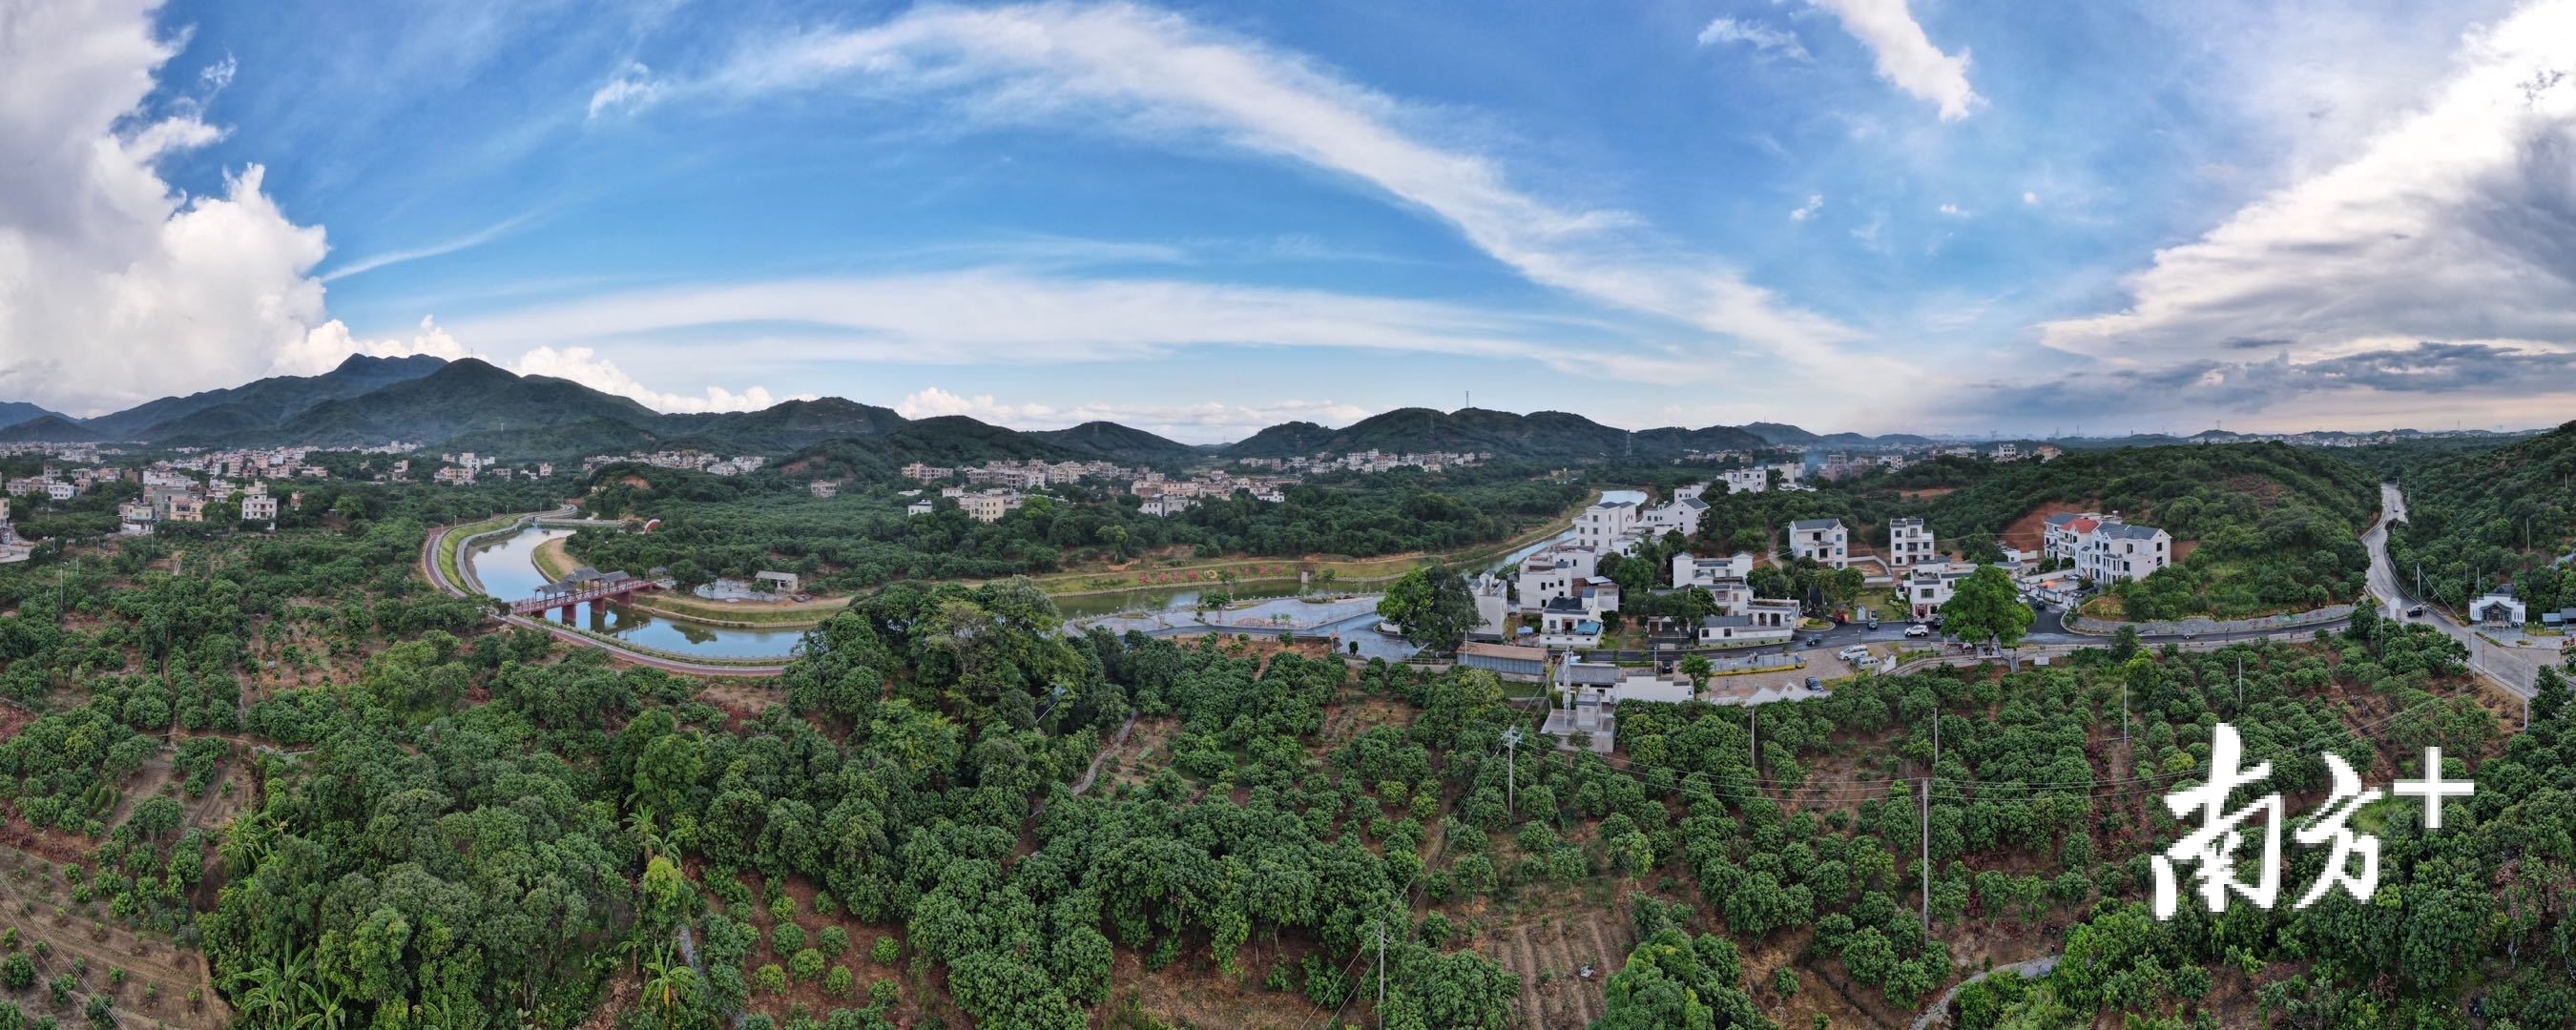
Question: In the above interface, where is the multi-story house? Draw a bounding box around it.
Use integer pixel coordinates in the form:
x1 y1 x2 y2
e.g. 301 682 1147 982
1789 518 1849 567
1886 517 1937 569
1635 494 1708 540
1904 559 1979 619
1574 500 1638 553
2044 512 2172 584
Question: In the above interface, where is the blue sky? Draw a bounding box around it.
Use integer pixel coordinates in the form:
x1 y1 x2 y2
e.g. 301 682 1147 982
7 0 2575 441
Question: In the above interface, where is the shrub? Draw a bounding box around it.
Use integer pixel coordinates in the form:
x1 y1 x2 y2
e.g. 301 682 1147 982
817 925 848 958
791 948 826 982
870 937 900 964
753 963 788 996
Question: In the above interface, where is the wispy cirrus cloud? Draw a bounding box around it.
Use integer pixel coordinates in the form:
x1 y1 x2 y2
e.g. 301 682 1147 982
1697 17 1811 62
595 2 1864 369
319 211 539 281
1803 0 1982 121
439 268 1714 384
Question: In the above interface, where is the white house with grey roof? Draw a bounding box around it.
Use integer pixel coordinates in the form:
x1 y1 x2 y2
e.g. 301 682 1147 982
1574 499 1639 553
1886 517 1936 569
1635 492 1708 540
2045 512 2171 584
1788 518 1849 567
1518 542 1602 613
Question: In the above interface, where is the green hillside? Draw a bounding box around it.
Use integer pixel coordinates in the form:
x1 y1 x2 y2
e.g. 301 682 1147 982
2385 420 2576 614
82 353 448 440
1028 420 1202 464
1921 443 2379 619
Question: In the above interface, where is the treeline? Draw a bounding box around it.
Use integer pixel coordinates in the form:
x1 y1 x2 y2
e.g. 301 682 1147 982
568 463 1587 592
2385 420 2576 611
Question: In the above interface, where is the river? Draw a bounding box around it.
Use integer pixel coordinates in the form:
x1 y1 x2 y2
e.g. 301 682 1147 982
466 495 1635 664
466 527 809 660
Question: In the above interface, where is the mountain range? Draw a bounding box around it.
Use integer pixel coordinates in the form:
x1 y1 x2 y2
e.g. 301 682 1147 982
2 354 1931 466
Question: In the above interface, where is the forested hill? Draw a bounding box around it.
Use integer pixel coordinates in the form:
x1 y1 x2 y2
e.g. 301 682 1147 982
1914 443 2379 543
1028 420 1203 464
1216 406 1787 462
1913 443 2380 619
0 402 70 432
2386 419 2576 609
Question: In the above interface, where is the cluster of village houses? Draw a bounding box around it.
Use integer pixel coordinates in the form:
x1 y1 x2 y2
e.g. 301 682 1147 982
883 450 1471 524
578 449 758 478
1460 481 2174 658
1451 480 2171 751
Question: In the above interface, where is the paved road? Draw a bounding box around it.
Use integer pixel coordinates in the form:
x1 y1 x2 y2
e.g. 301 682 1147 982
421 514 791 678
2364 481 2556 699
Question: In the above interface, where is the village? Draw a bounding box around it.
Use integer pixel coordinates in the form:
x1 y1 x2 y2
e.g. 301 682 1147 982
1444 471 2176 754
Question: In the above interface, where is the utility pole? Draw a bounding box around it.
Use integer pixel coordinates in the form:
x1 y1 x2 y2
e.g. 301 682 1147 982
1750 708 1758 772
1932 711 1939 770
1920 778 1931 931
1375 912 1388 1023
1502 727 1524 815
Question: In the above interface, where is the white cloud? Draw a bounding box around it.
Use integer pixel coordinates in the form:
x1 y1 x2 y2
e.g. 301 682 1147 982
0 0 344 415
512 345 807 413
587 61 662 119
1937 202 1966 217
1790 194 1825 221
280 316 467 373
1697 17 1811 62
1803 0 1983 121
896 386 1369 443
657 2 1859 366
442 268 1678 381
2021 191 2039 205
2041 0 2576 365
320 212 536 281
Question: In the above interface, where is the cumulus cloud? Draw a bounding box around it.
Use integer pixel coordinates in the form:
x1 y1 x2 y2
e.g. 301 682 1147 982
644 2 1860 368
1790 195 1825 221
2041 0 2576 366
1697 17 1811 62
1803 0 1983 121
896 386 1369 443
0 0 340 414
512 345 808 413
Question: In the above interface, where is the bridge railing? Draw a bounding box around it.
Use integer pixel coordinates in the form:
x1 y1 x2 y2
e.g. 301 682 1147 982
508 580 654 613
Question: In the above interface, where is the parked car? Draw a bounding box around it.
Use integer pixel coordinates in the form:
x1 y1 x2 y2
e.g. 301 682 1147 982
1904 624 1932 638
2406 605 2427 618
1838 645 1872 664
1804 677 1823 691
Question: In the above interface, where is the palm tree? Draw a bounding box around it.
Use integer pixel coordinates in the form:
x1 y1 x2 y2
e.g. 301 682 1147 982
293 978 349 1030
641 947 696 1019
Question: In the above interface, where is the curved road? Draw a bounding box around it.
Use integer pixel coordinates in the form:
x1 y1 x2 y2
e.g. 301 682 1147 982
421 512 792 678
2365 481 2557 699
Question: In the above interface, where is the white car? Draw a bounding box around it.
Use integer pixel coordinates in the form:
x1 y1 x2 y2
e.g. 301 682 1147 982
1904 624 1932 638
1838 645 1872 664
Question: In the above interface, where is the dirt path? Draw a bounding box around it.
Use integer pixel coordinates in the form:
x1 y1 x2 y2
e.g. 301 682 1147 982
1070 711 1140 796
1910 955 2059 1030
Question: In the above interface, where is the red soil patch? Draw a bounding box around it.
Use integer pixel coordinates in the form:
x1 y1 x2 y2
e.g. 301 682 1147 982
1996 498 2104 551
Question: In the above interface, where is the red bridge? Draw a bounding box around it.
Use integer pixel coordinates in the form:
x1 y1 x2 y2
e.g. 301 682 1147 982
509 569 660 617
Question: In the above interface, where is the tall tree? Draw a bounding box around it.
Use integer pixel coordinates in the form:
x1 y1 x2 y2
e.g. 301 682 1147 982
1942 566 2034 649
1377 566 1482 654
